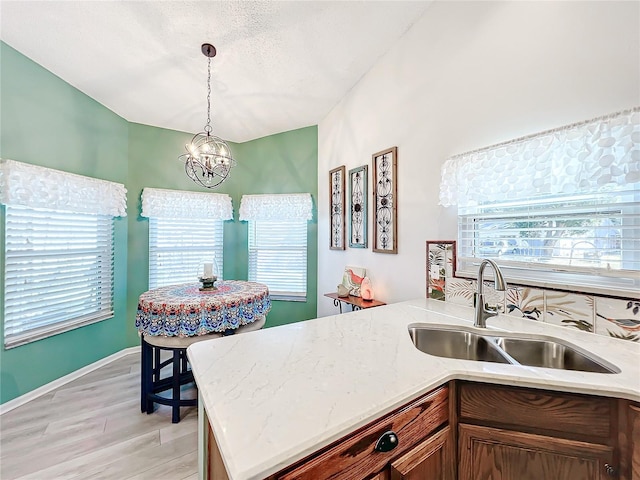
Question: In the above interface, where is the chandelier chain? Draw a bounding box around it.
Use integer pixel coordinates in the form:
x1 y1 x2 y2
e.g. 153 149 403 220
205 55 212 133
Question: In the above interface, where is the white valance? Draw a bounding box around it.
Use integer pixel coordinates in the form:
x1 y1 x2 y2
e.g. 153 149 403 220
439 108 640 207
0 159 127 216
141 188 233 220
239 193 313 221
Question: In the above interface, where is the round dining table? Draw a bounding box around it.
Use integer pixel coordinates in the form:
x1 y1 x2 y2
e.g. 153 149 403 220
135 280 272 337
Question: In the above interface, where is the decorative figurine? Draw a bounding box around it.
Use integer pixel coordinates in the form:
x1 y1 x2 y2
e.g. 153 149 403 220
361 277 374 301
337 284 350 297
342 266 366 297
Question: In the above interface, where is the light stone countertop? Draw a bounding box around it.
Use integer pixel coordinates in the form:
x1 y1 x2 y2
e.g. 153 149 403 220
187 298 640 480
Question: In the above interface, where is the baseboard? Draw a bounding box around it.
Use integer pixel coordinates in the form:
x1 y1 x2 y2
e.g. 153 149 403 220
0 346 140 415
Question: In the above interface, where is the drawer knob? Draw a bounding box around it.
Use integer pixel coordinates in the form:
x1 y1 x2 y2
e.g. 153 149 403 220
604 464 616 477
374 431 399 452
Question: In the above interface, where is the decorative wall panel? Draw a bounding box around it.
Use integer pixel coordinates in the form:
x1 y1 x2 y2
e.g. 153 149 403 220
329 166 345 250
348 165 368 248
372 147 397 254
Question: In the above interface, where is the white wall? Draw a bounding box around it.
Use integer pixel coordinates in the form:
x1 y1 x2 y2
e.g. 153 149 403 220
317 1 640 317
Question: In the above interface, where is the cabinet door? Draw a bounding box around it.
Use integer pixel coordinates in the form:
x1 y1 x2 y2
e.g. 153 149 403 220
631 404 640 480
459 424 615 480
389 426 453 480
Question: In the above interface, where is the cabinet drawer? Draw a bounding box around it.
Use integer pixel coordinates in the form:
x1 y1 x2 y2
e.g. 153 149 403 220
459 382 613 439
278 385 449 480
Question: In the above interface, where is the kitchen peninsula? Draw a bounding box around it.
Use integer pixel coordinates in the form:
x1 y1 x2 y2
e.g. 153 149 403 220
187 298 640 480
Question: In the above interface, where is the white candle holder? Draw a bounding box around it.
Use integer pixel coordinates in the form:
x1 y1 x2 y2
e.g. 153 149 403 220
198 259 220 291
199 275 218 291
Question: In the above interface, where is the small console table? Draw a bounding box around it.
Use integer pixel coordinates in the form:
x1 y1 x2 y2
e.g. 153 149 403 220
324 292 386 314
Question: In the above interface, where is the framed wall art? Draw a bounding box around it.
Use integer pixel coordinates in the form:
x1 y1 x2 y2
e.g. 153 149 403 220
372 146 397 254
329 165 345 250
426 240 457 300
348 165 368 248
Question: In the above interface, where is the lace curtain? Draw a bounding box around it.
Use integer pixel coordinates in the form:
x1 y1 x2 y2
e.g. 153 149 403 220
439 108 640 207
141 188 233 220
0 159 127 216
239 193 313 221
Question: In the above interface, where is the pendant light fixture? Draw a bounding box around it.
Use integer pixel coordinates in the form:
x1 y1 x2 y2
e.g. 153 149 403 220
179 43 236 188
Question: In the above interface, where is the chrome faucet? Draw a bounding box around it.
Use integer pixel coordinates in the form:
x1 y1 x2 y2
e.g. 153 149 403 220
474 258 507 328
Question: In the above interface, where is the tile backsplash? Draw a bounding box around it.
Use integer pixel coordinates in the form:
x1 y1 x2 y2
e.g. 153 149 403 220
426 241 639 342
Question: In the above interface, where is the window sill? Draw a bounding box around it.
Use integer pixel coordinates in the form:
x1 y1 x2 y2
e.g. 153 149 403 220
270 295 307 302
4 312 114 350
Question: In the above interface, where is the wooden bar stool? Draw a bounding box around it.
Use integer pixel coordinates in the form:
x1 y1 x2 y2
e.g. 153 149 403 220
140 333 221 423
140 316 266 423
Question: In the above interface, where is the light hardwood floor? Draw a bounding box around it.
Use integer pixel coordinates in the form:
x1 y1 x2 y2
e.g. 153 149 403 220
0 353 198 479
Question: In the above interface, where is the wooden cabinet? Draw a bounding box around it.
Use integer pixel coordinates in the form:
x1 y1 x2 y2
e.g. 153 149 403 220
275 385 449 480
457 382 619 480
630 403 640 480
207 382 635 480
274 424 453 480
207 424 229 480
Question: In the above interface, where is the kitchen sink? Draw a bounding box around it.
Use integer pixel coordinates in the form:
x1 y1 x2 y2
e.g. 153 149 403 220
408 325 620 374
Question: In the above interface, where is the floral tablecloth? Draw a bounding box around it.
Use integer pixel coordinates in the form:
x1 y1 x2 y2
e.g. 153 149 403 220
135 281 271 336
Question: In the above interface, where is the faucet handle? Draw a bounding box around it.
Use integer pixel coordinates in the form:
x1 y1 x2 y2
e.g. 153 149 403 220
484 303 506 321
474 293 498 311
485 304 499 314
490 303 506 314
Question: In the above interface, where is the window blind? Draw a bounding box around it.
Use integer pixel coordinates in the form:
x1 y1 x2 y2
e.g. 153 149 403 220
4 206 114 348
457 189 640 295
148 218 224 289
248 220 307 300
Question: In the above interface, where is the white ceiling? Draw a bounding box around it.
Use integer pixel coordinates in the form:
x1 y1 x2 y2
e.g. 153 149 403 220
0 1 430 143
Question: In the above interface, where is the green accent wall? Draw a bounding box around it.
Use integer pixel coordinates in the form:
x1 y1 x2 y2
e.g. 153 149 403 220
0 42 130 404
223 127 318 328
0 42 318 404
126 123 318 337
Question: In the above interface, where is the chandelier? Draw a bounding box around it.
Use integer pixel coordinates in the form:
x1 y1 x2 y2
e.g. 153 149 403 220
179 43 236 189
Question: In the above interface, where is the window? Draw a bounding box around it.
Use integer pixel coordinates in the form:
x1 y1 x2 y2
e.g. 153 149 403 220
239 193 313 301
440 108 640 296
248 220 307 300
141 188 233 289
1 159 126 348
149 217 223 288
4 206 114 347
457 189 639 294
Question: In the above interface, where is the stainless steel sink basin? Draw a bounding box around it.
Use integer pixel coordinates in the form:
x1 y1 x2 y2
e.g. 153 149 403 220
408 328 509 364
492 337 619 374
408 325 620 374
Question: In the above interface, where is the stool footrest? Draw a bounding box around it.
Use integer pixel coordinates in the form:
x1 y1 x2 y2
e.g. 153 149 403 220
154 357 173 372
147 393 197 408
151 371 194 394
